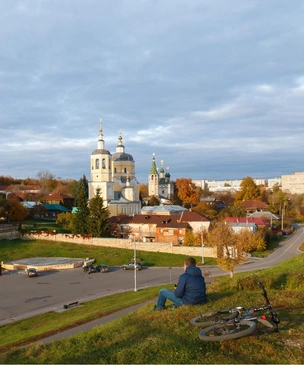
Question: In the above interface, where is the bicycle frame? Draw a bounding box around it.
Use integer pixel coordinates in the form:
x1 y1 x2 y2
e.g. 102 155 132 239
191 282 280 341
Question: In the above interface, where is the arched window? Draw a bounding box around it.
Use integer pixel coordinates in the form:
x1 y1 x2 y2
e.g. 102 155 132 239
124 167 127 173
96 159 100 169
102 158 106 169
114 167 117 173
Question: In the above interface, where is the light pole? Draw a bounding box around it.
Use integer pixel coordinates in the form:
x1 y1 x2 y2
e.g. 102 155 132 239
132 236 137 292
201 231 205 265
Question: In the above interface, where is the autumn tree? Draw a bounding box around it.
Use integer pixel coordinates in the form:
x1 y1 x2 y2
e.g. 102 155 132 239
6 199 28 224
193 202 218 220
37 170 57 194
175 178 200 208
207 222 265 278
0 197 10 221
234 177 261 204
182 229 201 246
56 212 73 229
139 184 149 200
148 195 160 206
88 188 109 237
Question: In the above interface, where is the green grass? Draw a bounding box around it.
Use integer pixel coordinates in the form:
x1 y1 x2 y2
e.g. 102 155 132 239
0 238 217 267
1 254 304 363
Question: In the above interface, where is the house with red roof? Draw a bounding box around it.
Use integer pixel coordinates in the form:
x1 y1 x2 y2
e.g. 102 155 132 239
224 217 270 228
109 210 210 245
238 200 269 213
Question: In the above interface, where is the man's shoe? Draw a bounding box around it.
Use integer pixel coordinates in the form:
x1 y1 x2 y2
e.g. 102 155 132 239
153 305 166 311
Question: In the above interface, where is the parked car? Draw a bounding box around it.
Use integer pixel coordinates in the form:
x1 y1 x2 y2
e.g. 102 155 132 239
27 268 38 277
95 264 110 273
121 262 142 271
83 265 97 274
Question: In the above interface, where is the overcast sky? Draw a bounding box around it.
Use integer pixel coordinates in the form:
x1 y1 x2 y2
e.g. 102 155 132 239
1 0 303 184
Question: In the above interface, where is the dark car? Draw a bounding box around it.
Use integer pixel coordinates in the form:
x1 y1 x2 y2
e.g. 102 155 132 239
83 265 97 274
121 262 142 271
95 264 110 273
27 268 38 277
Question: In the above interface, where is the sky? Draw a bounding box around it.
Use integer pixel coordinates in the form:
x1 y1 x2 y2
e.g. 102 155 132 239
1 0 303 184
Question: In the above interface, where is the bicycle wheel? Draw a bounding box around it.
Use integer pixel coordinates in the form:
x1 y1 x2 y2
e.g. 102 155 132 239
190 310 239 328
198 320 257 341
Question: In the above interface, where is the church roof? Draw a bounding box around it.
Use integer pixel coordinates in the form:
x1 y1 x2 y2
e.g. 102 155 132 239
91 149 111 155
141 205 187 214
150 154 158 174
112 152 134 161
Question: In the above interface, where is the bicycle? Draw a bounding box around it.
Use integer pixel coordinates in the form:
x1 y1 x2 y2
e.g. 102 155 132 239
190 282 280 341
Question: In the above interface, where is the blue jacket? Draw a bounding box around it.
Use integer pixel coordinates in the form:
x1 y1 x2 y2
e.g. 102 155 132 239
174 265 207 305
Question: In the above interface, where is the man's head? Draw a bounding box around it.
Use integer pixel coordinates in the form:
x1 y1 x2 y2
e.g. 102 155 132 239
184 257 196 271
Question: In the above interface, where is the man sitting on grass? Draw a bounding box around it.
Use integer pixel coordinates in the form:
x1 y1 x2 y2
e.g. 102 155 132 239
154 257 207 310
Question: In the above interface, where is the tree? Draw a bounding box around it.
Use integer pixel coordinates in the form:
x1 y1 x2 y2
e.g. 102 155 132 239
139 184 149 200
37 170 57 193
56 212 73 229
75 175 89 206
193 202 218 220
175 178 200 208
182 229 201 246
234 177 261 204
0 197 10 221
206 223 264 278
6 198 28 224
72 186 90 234
88 188 109 237
148 195 160 206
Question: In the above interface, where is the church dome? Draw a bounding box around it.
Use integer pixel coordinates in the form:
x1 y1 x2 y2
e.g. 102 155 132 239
91 149 111 155
112 152 134 161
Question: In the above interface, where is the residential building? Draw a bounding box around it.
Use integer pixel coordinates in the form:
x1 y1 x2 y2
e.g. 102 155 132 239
268 177 281 189
238 200 269 213
281 172 304 194
224 217 269 229
42 193 74 209
109 210 210 245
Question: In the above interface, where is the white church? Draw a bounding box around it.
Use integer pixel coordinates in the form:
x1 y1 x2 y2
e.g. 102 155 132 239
88 120 141 216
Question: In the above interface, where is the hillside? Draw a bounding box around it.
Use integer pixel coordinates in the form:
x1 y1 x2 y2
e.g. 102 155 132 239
0 254 303 364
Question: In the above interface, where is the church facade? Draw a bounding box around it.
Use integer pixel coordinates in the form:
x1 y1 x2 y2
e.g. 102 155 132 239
148 153 174 202
88 120 141 217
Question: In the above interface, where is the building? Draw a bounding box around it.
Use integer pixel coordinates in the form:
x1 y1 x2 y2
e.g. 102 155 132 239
109 210 210 244
281 172 304 194
148 154 174 201
268 177 281 189
224 217 269 229
88 119 141 216
42 193 74 210
238 200 269 213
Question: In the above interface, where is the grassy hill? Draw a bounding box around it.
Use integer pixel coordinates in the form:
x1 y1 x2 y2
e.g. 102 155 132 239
1 253 303 364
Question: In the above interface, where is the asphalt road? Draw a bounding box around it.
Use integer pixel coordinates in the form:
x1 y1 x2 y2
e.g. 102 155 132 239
0 224 303 325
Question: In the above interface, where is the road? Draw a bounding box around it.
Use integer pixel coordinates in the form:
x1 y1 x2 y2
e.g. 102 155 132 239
0 224 303 325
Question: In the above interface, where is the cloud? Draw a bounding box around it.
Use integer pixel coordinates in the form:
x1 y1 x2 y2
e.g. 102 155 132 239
0 0 303 184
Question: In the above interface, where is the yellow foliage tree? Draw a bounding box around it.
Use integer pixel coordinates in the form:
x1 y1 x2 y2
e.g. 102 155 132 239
207 223 265 277
175 178 200 208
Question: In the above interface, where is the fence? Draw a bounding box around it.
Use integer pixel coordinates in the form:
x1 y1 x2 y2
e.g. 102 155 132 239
21 232 217 258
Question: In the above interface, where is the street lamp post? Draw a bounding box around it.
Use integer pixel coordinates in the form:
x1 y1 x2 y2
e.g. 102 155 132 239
201 231 205 265
132 236 137 292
